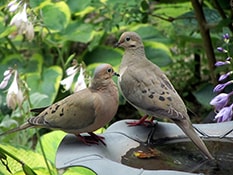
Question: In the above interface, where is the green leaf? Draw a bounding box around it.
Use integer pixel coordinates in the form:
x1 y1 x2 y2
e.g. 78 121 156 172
1 53 43 75
29 93 48 108
22 164 37 175
60 21 94 43
26 66 63 107
144 41 172 67
131 24 171 44
87 31 104 51
64 167 96 175
192 83 215 108
29 0 47 8
35 131 66 163
0 144 56 175
41 2 71 32
83 46 122 67
67 0 92 14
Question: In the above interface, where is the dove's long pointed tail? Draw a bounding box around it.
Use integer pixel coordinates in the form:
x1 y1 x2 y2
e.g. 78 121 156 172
0 122 32 136
174 119 214 160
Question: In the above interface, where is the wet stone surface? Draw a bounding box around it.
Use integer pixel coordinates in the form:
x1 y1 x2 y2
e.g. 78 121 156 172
121 141 233 175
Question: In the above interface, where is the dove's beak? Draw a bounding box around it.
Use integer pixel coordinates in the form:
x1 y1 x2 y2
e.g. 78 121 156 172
114 72 120 77
114 42 120 48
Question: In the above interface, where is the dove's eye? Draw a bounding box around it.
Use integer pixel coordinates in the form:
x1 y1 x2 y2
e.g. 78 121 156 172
125 37 131 41
107 68 113 73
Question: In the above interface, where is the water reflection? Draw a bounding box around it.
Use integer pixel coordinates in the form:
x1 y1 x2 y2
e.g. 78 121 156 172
122 141 233 174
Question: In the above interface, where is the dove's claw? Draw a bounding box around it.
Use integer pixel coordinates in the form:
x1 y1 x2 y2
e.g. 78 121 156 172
76 133 106 146
88 132 106 146
126 115 155 127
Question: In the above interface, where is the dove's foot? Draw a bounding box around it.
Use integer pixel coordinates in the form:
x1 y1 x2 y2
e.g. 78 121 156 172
126 115 155 127
76 132 106 146
88 132 106 146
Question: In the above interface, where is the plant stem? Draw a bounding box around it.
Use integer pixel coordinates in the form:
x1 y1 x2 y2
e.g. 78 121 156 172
191 0 217 84
36 129 53 175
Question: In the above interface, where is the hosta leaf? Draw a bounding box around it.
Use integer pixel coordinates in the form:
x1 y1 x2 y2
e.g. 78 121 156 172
41 2 71 32
26 66 63 107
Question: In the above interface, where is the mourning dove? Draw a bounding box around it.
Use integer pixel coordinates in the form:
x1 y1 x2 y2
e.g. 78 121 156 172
116 31 214 160
0 64 119 145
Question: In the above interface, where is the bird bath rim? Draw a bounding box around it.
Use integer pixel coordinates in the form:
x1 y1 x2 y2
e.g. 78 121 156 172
55 120 233 175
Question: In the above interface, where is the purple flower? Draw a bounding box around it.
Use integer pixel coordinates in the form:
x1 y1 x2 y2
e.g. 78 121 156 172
218 71 233 81
214 104 233 122
223 33 230 44
217 47 228 53
215 61 230 67
223 33 230 40
210 93 229 111
213 81 233 93
226 57 232 61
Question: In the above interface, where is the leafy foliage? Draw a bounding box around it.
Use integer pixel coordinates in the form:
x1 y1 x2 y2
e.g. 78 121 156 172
0 0 232 174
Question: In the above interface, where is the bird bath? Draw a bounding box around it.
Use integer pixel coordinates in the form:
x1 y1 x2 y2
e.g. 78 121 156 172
56 120 233 175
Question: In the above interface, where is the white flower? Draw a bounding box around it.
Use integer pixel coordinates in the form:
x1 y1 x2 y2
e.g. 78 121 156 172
9 3 34 41
8 0 21 12
6 71 24 110
10 3 27 27
74 67 87 92
0 69 13 89
25 21 34 41
60 65 78 91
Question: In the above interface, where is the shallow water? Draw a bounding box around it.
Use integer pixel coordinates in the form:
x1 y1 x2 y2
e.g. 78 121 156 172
121 141 233 174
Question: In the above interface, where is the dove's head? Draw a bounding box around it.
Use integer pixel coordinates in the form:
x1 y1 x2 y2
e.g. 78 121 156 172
115 32 144 49
91 64 119 89
93 64 119 80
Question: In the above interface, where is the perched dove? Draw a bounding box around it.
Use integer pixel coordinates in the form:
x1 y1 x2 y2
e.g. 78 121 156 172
0 64 119 145
116 31 214 160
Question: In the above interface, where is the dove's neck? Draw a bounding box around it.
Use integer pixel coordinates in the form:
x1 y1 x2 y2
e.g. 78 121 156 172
122 46 146 65
90 79 117 92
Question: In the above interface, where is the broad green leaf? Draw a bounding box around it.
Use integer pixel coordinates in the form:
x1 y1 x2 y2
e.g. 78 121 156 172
83 46 122 67
36 131 66 163
130 24 171 44
41 2 71 32
29 0 48 8
1 53 43 75
192 83 215 108
88 31 104 51
29 93 48 108
0 144 56 175
144 41 172 67
67 0 92 14
22 164 37 175
64 167 96 175
26 66 63 107
173 8 221 36
59 21 94 43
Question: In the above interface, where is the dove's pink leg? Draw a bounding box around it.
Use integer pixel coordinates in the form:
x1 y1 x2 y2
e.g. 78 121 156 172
126 115 155 126
88 132 106 146
76 132 106 145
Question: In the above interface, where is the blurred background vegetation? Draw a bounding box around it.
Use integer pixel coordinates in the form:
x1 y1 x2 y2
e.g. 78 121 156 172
0 0 232 174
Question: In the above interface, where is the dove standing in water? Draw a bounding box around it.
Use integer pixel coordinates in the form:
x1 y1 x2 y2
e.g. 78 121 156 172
116 31 214 160
0 64 119 145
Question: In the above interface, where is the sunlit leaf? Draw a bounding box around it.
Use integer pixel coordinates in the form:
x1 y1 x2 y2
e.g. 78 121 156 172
41 2 71 32
63 167 96 175
130 24 171 44
0 144 56 175
35 131 66 162
192 83 215 108
83 46 122 67
67 0 92 14
59 21 94 43
26 66 63 107
144 41 172 67
22 164 37 175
